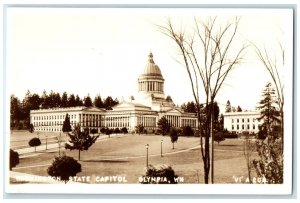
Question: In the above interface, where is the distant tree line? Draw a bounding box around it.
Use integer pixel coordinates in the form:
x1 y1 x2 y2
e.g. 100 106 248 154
225 100 243 112
181 101 224 135
10 90 119 130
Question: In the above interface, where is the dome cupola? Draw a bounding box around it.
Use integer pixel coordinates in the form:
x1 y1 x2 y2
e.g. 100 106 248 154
141 52 163 77
138 52 165 99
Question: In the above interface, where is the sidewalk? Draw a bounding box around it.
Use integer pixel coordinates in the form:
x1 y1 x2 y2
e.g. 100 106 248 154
15 133 126 155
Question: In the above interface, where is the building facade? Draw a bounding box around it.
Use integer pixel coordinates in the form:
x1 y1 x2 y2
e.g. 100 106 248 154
30 52 198 133
223 111 263 133
30 106 106 132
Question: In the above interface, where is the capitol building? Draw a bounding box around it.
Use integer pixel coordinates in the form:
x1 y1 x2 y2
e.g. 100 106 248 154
30 53 198 133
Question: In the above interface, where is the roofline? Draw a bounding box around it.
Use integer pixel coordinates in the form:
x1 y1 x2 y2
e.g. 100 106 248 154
30 106 106 114
223 111 260 116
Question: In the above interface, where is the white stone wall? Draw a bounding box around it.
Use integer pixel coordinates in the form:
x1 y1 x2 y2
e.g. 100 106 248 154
223 111 263 133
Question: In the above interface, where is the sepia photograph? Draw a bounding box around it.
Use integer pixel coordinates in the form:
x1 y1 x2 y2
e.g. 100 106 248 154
3 4 294 195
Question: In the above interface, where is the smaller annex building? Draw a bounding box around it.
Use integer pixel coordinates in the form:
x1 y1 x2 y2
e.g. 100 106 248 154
223 111 263 134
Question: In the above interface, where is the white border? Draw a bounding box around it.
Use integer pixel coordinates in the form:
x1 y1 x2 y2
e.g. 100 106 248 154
2 2 297 197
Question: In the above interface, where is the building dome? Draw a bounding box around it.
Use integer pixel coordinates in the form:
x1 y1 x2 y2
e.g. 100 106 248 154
138 52 165 99
141 52 162 76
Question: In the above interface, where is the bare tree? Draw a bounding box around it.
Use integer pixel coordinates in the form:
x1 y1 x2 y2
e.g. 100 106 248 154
243 135 256 183
158 17 247 184
252 41 284 151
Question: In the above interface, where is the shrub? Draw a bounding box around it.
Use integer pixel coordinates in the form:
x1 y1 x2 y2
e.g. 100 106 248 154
252 139 283 184
114 128 120 134
90 128 98 134
140 164 178 184
47 155 81 183
100 127 107 134
10 149 19 170
28 137 41 152
29 124 34 133
181 126 194 136
106 128 113 138
223 131 238 139
121 127 128 134
169 128 178 149
213 132 225 144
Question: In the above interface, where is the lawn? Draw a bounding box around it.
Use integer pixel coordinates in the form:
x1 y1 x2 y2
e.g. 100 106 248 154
10 132 257 184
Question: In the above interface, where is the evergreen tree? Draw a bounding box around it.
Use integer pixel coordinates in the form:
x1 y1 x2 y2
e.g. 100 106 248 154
186 101 197 113
113 98 119 106
68 94 76 107
237 105 242 112
104 96 114 110
157 116 170 136
225 100 232 112
41 90 49 109
75 95 83 106
61 92 68 107
94 95 104 108
65 125 99 161
48 90 61 108
180 103 187 112
10 95 23 129
257 82 281 141
22 92 42 128
54 92 61 107
62 113 72 133
84 94 93 107
166 95 173 102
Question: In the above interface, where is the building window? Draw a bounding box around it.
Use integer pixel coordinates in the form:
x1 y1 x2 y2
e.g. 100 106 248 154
232 119 234 123
242 125 244 130
253 124 255 130
232 125 234 130
237 125 239 130
247 124 250 130
247 118 250 123
237 119 239 123
242 119 244 123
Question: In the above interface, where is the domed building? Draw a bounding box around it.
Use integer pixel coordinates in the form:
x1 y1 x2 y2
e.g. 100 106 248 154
30 53 198 133
106 52 198 132
135 52 175 111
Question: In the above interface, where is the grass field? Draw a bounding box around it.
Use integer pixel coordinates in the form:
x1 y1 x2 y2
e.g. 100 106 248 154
10 131 258 184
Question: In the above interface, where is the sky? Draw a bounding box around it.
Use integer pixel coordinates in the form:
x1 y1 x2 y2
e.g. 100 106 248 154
6 7 293 112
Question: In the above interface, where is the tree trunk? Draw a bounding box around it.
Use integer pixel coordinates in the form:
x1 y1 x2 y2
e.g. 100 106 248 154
78 150 81 161
248 161 252 184
210 100 214 184
202 97 211 184
173 142 174 149
281 110 284 154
